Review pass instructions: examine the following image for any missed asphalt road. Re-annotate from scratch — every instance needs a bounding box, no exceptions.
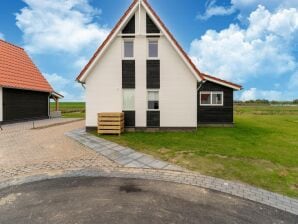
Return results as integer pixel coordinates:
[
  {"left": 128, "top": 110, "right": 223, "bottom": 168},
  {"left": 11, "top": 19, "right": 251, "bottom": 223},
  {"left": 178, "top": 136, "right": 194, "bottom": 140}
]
[{"left": 0, "top": 177, "right": 296, "bottom": 224}]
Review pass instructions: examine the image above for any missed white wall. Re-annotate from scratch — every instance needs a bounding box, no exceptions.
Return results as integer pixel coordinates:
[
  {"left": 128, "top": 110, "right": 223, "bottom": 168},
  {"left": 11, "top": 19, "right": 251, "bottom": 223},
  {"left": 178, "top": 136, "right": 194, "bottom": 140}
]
[
  {"left": 85, "top": 38, "right": 122, "bottom": 127},
  {"left": 0, "top": 87, "right": 2, "bottom": 122},
  {"left": 85, "top": 3, "right": 197, "bottom": 127},
  {"left": 159, "top": 36, "right": 197, "bottom": 127}
]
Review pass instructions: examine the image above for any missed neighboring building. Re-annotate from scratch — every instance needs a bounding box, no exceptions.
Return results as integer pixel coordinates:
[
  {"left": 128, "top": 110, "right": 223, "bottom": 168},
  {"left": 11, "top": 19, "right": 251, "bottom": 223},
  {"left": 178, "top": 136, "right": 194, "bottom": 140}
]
[
  {"left": 0, "top": 40, "right": 63, "bottom": 124},
  {"left": 76, "top": 0, "right": 242, "bottom": 131}
]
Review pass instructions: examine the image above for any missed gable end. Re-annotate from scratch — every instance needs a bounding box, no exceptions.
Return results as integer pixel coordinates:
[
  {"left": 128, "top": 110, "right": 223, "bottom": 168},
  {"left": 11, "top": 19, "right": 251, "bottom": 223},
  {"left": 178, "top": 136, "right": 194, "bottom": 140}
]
[
  {"left": 122, "top": 15, "right": 135, "bottom": 34},
  {"left": 146, "top": 14, "right": 160, "bottom": 33}
]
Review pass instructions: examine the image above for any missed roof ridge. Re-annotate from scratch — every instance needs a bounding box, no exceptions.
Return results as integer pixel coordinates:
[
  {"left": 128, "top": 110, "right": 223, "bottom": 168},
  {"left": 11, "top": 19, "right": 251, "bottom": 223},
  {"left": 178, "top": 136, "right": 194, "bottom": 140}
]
[{"left": 0, "top": 39, "right": 24, "bottom": 50}]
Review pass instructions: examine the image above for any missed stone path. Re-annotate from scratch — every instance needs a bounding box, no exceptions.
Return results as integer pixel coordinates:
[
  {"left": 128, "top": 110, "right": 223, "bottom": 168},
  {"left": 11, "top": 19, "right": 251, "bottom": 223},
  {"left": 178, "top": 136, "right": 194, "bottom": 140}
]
[{"left": 66, "top": 129, "right": 184, "bottom": 171}]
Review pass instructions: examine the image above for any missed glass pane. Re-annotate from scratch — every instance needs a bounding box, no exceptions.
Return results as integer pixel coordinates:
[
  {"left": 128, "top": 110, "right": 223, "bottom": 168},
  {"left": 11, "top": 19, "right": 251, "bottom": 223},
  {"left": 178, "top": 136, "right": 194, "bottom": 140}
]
[
  {"left": 124, "top": 41, "right": 134, "bottom": 58},
  {"left": 212, "top": 93, "right": 223, "bottom": 105},
  {"left": 201, "top": 93, "right": 211, "bottom": 105},
  {"left": 148, "top": 101, "right": 159, "bottom": 110},
  {"left": 149, "top": 41, "right": 158, "bottom": 58},
  {"left": 123, "top": 89, "right": 135, "bottom": 110},
  {"left": 148, "top": 91, "right": 159, "bottom": 101}
]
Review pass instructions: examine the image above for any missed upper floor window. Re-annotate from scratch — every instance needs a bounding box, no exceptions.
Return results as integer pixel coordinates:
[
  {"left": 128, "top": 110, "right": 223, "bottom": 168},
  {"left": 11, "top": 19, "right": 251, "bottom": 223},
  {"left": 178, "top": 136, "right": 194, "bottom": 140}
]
[
  {"left": 124, "top": 40, "right": 134, "bottom": 58},
  {"left": 200, "top": 92, "right": 223, "bottom": 106},
  {"left": 148, "top": 40, "right": 158, "bottom": 58}
]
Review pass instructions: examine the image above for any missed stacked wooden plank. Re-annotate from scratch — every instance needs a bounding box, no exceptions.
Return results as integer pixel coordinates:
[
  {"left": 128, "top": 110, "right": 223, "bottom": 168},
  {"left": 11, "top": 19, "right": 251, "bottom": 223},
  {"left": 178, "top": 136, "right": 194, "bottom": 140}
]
[{"left": 98, "top": 112, "right": 124, "bottom": 135}]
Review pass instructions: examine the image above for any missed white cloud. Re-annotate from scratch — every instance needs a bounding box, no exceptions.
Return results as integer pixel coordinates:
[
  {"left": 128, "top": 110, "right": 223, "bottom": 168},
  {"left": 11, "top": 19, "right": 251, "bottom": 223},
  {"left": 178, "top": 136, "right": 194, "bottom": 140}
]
[
  {"left": 239, "top": 88, "right": 282, "bottom": 101},
  {"left": 289, "top": 72, "right": 298, "bottom": 89},
  {"left": 74, "top": 57, "right": 88, "bottom": 69},
  {"left": 44, "top": 73, "right": 84, "bottom": 101},
  {"left": 190, "top": 6, "right": 298, "bottom": 83},
  {"left": 16, "top": 0, "right": 110, "bottom": 53},
  {"left": 0, "top": 33, "right": 4, "bottom": 40},
  {"left": 44, "top": 73, "right": 70, "bottom": 90},
  {"left": 198, "top": 0, "right": 236, "bottom": 20},
  {"left": 199, "top": 0, "right": 298, "bottom": 20}
]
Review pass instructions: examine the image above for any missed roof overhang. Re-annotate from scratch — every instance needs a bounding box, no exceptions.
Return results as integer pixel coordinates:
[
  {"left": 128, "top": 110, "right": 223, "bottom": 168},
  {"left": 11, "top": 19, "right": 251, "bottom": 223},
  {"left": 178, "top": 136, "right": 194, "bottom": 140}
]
[
  {"left": 76, "top": 0, "right": 204, "bottom": 83},
  {"left": 76, "top": 0, "right": 139, "bottom": 83},
  {"left": 50, "top": 91, "right": 64, "bottom": 99},
  {"left": 202, "top": 74, "right": 242, "bottom": 90}
]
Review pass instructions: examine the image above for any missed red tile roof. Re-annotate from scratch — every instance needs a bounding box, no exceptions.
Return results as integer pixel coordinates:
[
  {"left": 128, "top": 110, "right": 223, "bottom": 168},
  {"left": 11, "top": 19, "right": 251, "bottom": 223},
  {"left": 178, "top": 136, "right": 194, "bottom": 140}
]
[{"left": 0, "top": 40, "right": 53, "bottom": 93}]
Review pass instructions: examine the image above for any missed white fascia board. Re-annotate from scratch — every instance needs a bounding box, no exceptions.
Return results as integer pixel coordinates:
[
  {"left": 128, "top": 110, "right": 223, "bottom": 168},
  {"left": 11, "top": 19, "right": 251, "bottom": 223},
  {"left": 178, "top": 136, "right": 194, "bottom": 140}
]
[
  {"left": 141, "top": 1, "right": 202, "bottom": 82},
  {"left": 79, "top": 2, "right": 140, "bottom": 83},
  {"left": 204, "top": 76, "right": 242, "bottom": 90}
]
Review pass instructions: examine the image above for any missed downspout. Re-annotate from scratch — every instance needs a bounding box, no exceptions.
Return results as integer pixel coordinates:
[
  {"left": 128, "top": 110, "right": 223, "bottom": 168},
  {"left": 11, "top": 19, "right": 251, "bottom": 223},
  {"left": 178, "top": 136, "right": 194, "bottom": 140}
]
[
  {"left": 48, "top": 92, "right": 51, "bottom": 119},
  {"left": 138, "top": 0, "right": 141, "bottom": 35},
  {"left": 196, "top": 80, "right": 206, "bottom": 128},
  {"left": 197, "top": 80, "right": 206, "bottom": 91}
]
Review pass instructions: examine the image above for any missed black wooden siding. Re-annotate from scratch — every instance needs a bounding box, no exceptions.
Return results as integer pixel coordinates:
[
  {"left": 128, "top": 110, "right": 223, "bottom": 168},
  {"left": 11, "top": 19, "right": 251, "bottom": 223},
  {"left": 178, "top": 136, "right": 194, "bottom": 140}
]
[
  {"left": 3, "top": 88, "right": 49, "bottom": 122},
  {"left": 146, "top": 14, "right": 160, "bottom": 33},
  {"left": 198, "top": 81, "right": 234, "bottom": 124},
  {"left": 122, "top": 60, "right": 135, "bottom": 88},
  {"left": 123, "top": 111, "right": 135, "bottom": 127},
  {"left": 147, "top": 60, "right": 160, "bottom": 89},
  {"left": 122, "top": 15, "right": 135, "bottom": 34},
  {"left": 147, "top": 111, "right": 160, "bottom": 127}
]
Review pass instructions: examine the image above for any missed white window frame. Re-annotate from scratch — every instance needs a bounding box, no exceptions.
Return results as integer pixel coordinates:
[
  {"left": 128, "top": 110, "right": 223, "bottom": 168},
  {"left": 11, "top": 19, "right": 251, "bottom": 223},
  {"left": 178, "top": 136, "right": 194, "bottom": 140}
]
[
  {"left": 123, "top": 39, "right": 134, "bottom": 59},
  {"left": 200, "top": 91, "right": 224, "bottom": 106},
  {"left": 147, "top": 39, "right": 159, "bottom": 59},
  {"left": 147, "top": 89, "right": 159, "bottom": 111}
]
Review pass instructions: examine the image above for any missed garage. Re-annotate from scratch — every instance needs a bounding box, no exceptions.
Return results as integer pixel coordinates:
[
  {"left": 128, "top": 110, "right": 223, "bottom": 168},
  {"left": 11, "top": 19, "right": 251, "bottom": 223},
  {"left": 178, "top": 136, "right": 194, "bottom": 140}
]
[
  {"left": 3, "top": 88, "right": 49, "bottom": 122},
  {"left": 0, "top": 40, "right": 62, "bottom": 124}
]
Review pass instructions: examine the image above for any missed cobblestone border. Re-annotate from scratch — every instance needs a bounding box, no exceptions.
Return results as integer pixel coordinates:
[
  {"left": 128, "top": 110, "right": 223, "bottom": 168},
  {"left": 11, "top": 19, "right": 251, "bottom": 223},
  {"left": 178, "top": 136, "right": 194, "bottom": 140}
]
[
  {"left": 0, "top": 167, "right": 297, "bottom": 215},
  {"left": 66, "top": 129, "right": 184, "bottom": 171}
]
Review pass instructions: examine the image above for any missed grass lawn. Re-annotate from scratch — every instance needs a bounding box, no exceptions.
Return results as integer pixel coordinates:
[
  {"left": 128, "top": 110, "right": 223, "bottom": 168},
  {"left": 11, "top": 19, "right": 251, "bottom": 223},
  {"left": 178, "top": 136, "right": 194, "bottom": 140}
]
[
  {"left": 50, "top": 102, "right": 85, "bottom": 118},
  {"left": 97, "top": 105, "right": 298, "bottom": 198}
]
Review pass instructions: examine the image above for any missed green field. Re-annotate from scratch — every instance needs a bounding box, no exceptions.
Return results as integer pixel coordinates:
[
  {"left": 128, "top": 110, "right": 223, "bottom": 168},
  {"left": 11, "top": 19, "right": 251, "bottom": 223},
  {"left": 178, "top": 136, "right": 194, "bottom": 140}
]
[
  {"left": 97, "top": 105, "right": 298, "bottom": 198},
  {"left": 50, "top": 102, "right": 85, "bottom": 118}
]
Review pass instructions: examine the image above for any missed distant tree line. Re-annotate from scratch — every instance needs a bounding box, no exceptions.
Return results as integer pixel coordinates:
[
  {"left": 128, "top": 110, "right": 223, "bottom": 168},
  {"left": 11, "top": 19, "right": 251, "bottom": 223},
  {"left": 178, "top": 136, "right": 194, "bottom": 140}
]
[{"left": 235, "top": 99, "right": 298, "bottom": 105}]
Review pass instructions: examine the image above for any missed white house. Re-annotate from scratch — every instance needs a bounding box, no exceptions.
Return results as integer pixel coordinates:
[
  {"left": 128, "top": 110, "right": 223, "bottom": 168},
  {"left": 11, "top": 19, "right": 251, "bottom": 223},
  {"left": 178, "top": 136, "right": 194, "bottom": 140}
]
[{"left": 76, "top": 0, "right": 242, "bottom": 131}]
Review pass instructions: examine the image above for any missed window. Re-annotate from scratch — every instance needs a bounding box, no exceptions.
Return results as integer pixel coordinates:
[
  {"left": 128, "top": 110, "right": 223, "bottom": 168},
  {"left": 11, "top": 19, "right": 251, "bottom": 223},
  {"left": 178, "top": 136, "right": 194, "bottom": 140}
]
[
  {"left": 148, "top": 90, "right": 159, "bottom": 110},
  {"left": 148, "top": 40, "right": 158, "bottom": 58},
  {"left": 123, "top": 89, "right": 135, "bottom": 111},
  {"left": 200, "top": 92, "right": 223, "bottom": 106},
  {"left": 124, "top": 41, "right": 134, "bottom": 58}
]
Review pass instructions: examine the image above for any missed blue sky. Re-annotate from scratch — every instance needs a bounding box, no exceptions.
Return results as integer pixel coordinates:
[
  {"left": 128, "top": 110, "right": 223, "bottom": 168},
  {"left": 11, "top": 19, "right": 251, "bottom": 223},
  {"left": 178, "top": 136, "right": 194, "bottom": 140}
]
[{"left": 0, "top": 0, "right": 297, "bottom": 101}]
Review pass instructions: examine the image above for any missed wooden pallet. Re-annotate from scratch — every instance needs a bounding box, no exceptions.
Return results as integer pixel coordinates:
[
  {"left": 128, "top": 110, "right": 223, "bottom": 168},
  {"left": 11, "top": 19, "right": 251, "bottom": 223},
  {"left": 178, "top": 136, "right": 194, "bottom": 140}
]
[{"left": 98, "top": 112, "right": 124, "bottom": 135}]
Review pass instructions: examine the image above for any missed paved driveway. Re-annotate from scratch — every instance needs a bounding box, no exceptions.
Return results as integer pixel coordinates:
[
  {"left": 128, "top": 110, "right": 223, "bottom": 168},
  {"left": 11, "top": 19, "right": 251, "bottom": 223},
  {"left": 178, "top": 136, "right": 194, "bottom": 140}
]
[
  {"left": 0, "top": 119, "right": 117, "bottom": 178},
  {"left": 0, "top": 119, "right": 297, "bottom": 216},
  {"left": 0, "top": 177, "right": 296, "bottom": 224}
]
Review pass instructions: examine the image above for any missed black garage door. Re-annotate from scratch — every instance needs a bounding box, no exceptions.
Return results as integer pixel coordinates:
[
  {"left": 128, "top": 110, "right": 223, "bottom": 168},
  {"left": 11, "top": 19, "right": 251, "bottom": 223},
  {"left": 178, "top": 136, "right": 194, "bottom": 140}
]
[{"left": 3, "top": 88, "right": 49, "bottom": 122}]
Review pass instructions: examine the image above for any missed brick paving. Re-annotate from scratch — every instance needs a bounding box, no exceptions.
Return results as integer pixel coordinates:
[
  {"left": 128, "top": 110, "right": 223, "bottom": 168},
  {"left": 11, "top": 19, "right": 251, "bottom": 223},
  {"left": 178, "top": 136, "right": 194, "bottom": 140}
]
[
  {"left": 0, "top": 119, "right": 117, "bottom": 172},
  {"left": 0, "top": 119, "right": 297, "bottom": 216}
]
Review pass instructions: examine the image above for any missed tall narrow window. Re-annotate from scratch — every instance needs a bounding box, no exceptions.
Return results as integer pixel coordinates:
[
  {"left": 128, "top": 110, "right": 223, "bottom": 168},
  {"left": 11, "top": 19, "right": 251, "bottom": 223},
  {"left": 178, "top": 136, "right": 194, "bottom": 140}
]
[
  {"left": 124, "top": 41, "right": 134, "bottom": 58},
  {"left": 148, "top": 90, "right": 159, "bottom": 110},
  {"left": 123, "top": 89, "right": 135, "bottom": 111},
  {"left": 148, "top": 40, "right": 158, "bottom": 58}
]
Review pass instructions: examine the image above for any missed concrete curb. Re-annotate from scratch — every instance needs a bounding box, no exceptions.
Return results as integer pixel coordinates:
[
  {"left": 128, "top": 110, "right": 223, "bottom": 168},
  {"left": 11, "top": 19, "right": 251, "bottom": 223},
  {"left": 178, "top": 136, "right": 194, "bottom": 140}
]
[{"left": 0, "top": 167, "right": 297, "bottom": 215}]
